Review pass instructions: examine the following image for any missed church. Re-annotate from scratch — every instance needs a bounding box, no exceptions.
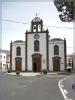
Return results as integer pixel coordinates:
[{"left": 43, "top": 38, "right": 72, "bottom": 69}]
[{"left": 10, "top": 16, "right": 67, "bottom": 72}]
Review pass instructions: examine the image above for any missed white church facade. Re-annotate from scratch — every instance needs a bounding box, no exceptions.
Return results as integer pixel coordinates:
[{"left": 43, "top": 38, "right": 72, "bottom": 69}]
[{"left": 10, "top": 17, "right": 67, "bottom": 72}]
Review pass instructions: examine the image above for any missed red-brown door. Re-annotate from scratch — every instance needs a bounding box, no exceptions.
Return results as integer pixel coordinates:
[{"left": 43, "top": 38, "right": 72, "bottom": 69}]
[
  {"left": 33, "top": 58, "right": 41, "bottom": 72},
  {"left": 32, "top": 53, "right": 42, "bottom": 72},
  {"left": 53, "top": 59, "right": 60, "bottom": 71},
  {"left": 15, "top": 58, "right": 22, "bottom": 71}
]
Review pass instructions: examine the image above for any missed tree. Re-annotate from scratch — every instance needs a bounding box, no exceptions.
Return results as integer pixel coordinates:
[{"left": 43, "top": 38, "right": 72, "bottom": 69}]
[{"left": 53, "top": 0, "right": 74, "bottom": 22}]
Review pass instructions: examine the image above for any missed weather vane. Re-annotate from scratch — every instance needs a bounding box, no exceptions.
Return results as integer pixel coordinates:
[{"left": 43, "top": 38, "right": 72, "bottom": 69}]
[{"left": 35, "top": 13, "right": 39, "bottom": 17}]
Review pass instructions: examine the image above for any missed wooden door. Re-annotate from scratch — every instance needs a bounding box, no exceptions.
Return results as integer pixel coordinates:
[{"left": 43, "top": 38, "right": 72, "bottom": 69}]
[
  {"left": 53, "top": 59, "right": 60, "bottom": 71},
  {"left": 33, "top": 58, "right": 41, "bottom": 72},
  {"left": 15, "top": 58, "right": 22, "bottom": 71}
]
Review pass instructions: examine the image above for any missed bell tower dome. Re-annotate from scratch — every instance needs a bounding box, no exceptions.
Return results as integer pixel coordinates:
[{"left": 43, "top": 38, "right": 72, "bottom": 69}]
[{"left": 31, "top": 16, "right": 43, "bottom": 32}]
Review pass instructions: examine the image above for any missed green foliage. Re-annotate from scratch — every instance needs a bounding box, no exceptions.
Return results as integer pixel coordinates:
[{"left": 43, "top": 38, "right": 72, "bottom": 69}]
[
  {"left": 8, "top": 69, "right": 11, "bottom": 73},
  {"left": 16, "top": 71, "right": 20, "bottom": 75},
  {"left": 53, "top": 0, "right": 74, "bottom": 22},
  {"left": 42, "top": 69, "right": 48, "bottom": 74},
  {"left": 67, "top": 68, "right": 71, "bottom": 72}
]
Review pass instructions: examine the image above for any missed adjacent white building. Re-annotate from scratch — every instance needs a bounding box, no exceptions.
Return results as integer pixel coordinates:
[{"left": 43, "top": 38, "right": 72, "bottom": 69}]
[
  {"left": 10, "top": 17, "right": 66, "bottom": 72},
  {"left": 0, "top": 52, "right": 7, "bottom": 72}
]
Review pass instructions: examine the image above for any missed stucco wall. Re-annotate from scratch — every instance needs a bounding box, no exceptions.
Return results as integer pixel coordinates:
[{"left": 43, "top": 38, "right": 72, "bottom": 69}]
[
  {"left": 27, "top": 32, "right": 47, "bottom": 71},
  {"left": 49, "top": 41, "right": 65, "bottom": 71},
  {"left": 0, "top": 53, "right": 6, "bottom": 71},
  {"left": 12, "top": 42, "right": 25, "bottom": 71}
]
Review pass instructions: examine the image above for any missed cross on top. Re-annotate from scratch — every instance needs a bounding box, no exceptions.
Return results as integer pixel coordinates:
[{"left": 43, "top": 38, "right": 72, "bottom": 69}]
[{"left": 35, "top": 13, "right": 39, "bottom": 17}]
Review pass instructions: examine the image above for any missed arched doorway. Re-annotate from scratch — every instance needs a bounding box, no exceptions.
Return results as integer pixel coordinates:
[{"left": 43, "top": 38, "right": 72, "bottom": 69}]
[
  {"left": 32, "top": 53, "right": 42, "bottom": 72},
  {"left": 15, "top": 57, "right": 22, "bottom": 71},
  {"left": 53, "top": 57, "right": 61, "bottom": 71}
]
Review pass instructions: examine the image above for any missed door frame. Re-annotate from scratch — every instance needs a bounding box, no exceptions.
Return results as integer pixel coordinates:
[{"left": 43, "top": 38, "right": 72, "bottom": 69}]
[
  {"left": 15, "top": 57, "right": 22, "bottom": 71},
  {"left": 32, "top": 53, "right": 42, "bottom": 72},
  {"left": 52, "top": 56, "right": 61, "bottom": 72}
]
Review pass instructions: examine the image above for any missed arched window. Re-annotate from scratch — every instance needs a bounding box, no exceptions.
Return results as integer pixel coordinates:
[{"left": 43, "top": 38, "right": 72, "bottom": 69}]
[
  {"left": 54, "top": 45, "right": 59, "bottom": 55},
  {"left": 16, "top": 47, "right": 21, "bottom": 56},
  {"left": 34, "top": 40, "right": 39, "bottom": 52}
]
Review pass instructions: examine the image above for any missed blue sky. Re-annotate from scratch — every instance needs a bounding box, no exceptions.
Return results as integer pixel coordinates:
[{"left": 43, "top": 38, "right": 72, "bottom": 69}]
[{"left": 2, "top": 1, "right": 73, "bottom": 54}]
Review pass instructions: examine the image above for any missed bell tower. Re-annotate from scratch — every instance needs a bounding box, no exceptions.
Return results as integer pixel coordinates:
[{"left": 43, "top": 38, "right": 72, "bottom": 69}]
[
  {"left": 25, "top": 15, "right": 49, "bottom": 72},
  {"left": 31, "top": 15, "right": 43, "bottom": 32}
]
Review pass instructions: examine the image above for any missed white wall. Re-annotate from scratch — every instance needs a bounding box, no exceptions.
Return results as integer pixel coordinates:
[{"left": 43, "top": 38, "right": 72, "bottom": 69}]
[
  {"left": 12, "top": 42, "right": 25, "bottom": 71},
  {"left": 49, "top": 41, "right": 65, "bottom": 71},
  {"left": 0, "top": 53, "right": 7, "bottom": 72},
  {"left": 27, "top": 32, "right": 47, "bottom": 71}
]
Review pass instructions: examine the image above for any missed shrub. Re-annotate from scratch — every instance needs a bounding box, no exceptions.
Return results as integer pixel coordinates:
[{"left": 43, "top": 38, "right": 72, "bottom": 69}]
[
  {"left": 8, "top": 69, "right": 11, "bottom": 73},
  {"left": 16, "top": 71, "right": 20, "bottom": 75},
  {"left": 67, "top": 68, "right": 71, "bottom": 72},
  {"left": 42, "top": 69, "right": 48, "bottom": 74}
]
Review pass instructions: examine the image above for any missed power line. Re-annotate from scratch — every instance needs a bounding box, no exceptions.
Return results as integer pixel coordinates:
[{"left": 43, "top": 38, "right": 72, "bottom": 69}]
[
  {"left": 0, "top": 18, "right": 73, "bottom": 29},
  {"left": 43, "top": 25, "right": 73, "bottom": 29},
  {"left": 0, "top": 18, "right": 30, "bottom": 25}
]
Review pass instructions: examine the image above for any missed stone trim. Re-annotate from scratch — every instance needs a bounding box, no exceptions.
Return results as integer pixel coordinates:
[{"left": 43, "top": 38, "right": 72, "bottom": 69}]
[
  {"left": 64, "top": 38, "right": 67, "bottom": 70},
  {"left": 26, "top": 31, "right": 47, "bottom": 34},
  {"left": 10, "top": 41, "right": 12, "bottom": 71},
  {"left": 46, "top": 31, "right": 49, "bottom": 71},
  {"left": 25, "top": 32, "right": 28, "bottom": 71}
]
